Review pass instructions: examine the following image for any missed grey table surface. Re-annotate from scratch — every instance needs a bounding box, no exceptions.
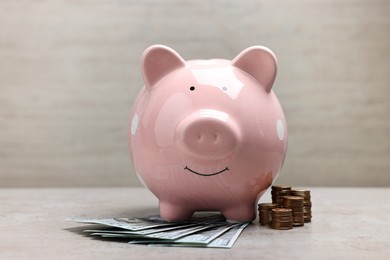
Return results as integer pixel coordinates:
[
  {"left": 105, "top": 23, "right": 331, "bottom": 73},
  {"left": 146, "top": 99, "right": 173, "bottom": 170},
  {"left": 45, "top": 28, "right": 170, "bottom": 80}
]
[{"left": 1, "top": 187, "right": 389, "bottom": 259}]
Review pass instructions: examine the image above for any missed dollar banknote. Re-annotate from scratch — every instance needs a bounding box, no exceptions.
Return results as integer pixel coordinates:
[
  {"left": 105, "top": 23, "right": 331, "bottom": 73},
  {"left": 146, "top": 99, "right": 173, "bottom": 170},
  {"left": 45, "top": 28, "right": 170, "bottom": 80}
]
[
  {"left": 68, "top": 213, "right": 249, "bottom": 249},
  {"left": 145, "top": 223, "right": 248, "bottom": 248}
]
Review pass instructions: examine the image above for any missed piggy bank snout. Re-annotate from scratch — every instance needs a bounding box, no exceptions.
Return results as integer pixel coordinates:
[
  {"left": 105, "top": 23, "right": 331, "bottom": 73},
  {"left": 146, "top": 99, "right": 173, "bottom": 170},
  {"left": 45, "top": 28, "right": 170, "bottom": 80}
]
[{"left": 177, "top": 111, "right": 241, "bottom": 160}]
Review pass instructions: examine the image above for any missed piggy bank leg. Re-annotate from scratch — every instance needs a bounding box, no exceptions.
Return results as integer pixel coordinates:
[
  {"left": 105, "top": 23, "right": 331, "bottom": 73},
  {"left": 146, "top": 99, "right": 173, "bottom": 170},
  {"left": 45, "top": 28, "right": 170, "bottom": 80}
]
[
  {"left": 159, "top": 201, "right": 193, "bottom": 222},
  {"left": 222, "top": 203, "right": 256, "bottom": 223}
]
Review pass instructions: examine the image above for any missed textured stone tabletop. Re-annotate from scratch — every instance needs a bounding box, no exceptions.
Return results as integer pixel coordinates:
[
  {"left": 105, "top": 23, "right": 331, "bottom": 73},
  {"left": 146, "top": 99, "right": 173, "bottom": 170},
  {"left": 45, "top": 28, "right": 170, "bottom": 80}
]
[{"left": 1, "top": 187, "right": 389, "bottom": 259}]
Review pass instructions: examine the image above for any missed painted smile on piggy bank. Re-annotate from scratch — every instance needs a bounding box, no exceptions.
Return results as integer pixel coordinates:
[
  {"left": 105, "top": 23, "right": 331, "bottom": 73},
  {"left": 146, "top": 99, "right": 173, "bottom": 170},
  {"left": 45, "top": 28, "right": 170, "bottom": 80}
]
[{"left": 184, "top": 166, "right": 229, "bottom": 177}]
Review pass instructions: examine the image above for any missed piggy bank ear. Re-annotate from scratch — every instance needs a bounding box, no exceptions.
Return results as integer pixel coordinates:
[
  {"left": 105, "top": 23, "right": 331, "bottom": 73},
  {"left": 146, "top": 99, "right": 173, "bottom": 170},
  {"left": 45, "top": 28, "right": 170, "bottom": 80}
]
[
  {"left": 141, "top": 45, "right": 186, "bottom": 89},
  {"left": 232, "top": 46, "right": 277, "bottom": 93}
]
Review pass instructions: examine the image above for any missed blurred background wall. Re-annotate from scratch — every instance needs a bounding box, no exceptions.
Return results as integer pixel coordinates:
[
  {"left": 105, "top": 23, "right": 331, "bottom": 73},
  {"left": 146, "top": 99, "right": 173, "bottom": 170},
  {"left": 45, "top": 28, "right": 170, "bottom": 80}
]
[{"left": 0, "top": 0, "right": 389, "bottom": 187}]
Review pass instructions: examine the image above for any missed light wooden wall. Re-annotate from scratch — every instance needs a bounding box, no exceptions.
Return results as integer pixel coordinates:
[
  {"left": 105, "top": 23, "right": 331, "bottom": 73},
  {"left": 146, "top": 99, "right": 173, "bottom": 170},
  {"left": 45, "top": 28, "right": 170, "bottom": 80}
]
[{"left": 0, "top": 0, "right": 389, "bottom": 187}]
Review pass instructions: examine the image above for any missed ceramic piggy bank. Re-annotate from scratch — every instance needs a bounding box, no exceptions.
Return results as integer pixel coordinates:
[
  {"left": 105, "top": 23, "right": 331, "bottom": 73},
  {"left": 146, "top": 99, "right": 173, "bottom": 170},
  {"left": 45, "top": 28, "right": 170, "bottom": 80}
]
[{"left": 129, "top": 45, "right": 287, "bottom": 222}]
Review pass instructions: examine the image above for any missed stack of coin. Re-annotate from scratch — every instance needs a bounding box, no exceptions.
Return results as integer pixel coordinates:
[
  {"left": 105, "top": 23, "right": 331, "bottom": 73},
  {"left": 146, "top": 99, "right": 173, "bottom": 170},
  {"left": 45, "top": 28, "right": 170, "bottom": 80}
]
[
  {"left": 271, "top": 208, "right": 293, "bottom": 230},
  {"left": 258, "top": 203, "right": 278, "bottom": 226},
  {"left": 271, "top": 186, "right": 292, "bottom": 206},
  {"left": 291, "top": 189, "right": 312, "bottom": 222},
  {"left": 282, "top": 196, "right": 304, "bottom": 226}
]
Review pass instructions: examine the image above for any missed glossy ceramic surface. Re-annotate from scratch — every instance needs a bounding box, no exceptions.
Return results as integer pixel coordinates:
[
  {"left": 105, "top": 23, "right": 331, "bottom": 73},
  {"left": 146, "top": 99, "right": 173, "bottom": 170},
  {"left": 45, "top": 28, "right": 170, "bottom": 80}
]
[{"left": 129, "top": 45, "right": 287, "bottom": 222}]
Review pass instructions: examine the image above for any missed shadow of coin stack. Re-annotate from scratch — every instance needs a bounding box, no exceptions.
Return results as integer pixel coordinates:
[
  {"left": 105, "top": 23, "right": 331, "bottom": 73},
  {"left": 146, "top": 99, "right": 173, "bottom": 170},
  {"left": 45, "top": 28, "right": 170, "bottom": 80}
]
[{"left": 258, "top": 186, "right": 312, "bottom": 230}]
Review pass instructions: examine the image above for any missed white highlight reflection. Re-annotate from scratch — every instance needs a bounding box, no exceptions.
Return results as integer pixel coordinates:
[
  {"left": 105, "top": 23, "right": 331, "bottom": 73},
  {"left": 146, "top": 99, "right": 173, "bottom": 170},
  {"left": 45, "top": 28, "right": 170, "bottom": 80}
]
[{"left": 199, "top": 109, "right": 229, "bottom": 122}]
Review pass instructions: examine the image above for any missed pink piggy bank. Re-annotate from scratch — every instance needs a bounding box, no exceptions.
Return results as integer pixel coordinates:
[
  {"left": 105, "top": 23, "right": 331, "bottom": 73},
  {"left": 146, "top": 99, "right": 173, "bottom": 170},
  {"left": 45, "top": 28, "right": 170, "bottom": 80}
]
[{"left": 129, "top": 45, "right": 287, "bottom": 222}]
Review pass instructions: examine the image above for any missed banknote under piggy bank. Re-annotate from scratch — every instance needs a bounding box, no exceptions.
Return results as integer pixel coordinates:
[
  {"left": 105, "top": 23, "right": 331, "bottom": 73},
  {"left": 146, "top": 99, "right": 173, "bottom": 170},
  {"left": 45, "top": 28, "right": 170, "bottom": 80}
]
[{"left": 129, "top": 45, "right": 287, "bottom": 222}]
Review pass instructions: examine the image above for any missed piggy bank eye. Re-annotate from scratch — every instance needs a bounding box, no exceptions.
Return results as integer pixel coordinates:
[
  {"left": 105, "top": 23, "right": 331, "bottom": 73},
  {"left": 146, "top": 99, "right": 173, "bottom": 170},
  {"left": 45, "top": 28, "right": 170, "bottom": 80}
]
[{"left": 189, "top": 86, "right": 195, "bottom": 91}]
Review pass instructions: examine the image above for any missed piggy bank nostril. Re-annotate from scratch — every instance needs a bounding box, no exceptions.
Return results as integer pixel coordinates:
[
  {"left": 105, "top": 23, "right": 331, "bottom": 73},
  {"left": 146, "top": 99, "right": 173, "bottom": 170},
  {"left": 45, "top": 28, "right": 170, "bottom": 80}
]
[{"left": 195, "top": 132, "right": 221, "bottom": 144}]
